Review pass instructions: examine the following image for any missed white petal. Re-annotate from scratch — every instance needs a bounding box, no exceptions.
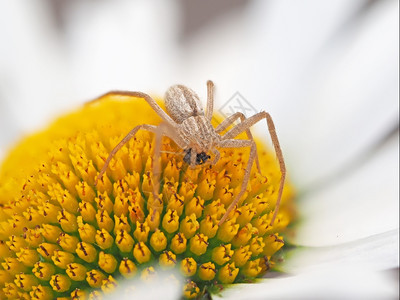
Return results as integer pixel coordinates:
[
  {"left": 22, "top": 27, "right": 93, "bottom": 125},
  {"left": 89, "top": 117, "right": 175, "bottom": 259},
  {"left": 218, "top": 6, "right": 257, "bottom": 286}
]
[
  {"left": 216, "top": 265, "right": 398, "bottom": 299},
  {"left": 292, "top": 131, "right": 398, "bottom": 246},
  {"left": 288, "top": 0, "right": 399, "bottom": 189},
  {"left": 284, "top": 229, "right": 399, "bottom": 273},
  {"left": 245, "top": 0, "right": 399, "bottom": 189},
  {"left": 104, "top": 270, "right": 182, "bottom": 300}
]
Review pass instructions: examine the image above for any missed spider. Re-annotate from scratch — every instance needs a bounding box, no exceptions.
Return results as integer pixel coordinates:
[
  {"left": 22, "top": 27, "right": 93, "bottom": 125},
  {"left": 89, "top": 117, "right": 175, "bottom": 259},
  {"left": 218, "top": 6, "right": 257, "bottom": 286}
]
[{"left": 92, "top": 81, "right": 286, "bottom": 226}]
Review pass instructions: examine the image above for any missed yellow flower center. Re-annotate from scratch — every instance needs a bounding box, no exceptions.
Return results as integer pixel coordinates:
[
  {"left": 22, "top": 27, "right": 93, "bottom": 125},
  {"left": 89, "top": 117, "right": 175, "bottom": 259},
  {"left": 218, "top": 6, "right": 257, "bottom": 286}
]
[{"left": 0, "top": 95, "right": 295, "bottom": 298}]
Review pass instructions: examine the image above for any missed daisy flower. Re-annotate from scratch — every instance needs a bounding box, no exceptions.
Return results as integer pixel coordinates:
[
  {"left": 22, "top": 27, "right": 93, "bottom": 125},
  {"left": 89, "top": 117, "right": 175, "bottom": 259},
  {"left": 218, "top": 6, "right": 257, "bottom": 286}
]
[{"left": 0, "top": 0, "right": 398, "bottom": 298}]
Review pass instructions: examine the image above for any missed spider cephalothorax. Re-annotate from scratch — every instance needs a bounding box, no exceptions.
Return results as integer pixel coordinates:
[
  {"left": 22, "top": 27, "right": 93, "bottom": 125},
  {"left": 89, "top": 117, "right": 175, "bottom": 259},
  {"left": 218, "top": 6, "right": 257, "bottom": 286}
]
[{"left": 93, "top": 81, "right": 286, "bottom": 225}]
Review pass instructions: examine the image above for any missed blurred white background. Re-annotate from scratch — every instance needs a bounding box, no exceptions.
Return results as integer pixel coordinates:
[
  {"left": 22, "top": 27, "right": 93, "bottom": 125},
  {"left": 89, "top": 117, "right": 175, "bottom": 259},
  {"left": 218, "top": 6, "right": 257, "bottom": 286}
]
[{"left": 0, "top": 0, "right": 398, "bottom": 298}]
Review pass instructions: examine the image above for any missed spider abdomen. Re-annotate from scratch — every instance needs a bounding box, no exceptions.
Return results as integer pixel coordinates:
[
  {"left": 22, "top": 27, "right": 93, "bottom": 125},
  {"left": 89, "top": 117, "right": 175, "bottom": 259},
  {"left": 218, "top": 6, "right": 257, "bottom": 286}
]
[{"left": 165, "top": 85, "right": 205, "bottom": 123}]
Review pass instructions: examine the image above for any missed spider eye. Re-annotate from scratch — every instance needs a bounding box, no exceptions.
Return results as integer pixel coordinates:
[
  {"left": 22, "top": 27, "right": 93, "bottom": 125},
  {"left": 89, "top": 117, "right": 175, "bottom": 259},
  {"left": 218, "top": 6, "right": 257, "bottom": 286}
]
[
  {"left": 183, "top": 149, "right": 210, "bottom": 165},
  {"left": 196, "top": 152, "right": 210, "bottom": 164}
]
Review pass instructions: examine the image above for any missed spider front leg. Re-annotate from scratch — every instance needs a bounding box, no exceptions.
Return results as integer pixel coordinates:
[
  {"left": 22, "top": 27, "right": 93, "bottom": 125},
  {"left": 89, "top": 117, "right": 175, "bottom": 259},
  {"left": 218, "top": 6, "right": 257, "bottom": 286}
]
[
  {"left": 87, "top": 90, "right": 177, "bottom": 126},
  {"left": 148, "top": 122, "right": 186, "bottom": 219},
  {"left": 216, "top": 112, "right": 261, "bottom": 173},
  {"left": 95, "top": 124, "right": 159, "bottom": 186},
  {"left": 205, "top": 80, "right": 215, "bottom": 122},
  {"left": 151, "top": 123, "right": 186, "bottom": 201},
  {"left": 210, "top": 149, "right": 221, "bottom": 165},
  {"left": 189, "top": 149, "right": 197, "bottom": 168},
  {"left": 217, "top": 138, "right": 257, "bottom": 225},
  {"left": 222, "top": 111, "right": 286, "bottom": 226},
  {"left": 95, "top": 123, "right": 182, "bottom": 218}
]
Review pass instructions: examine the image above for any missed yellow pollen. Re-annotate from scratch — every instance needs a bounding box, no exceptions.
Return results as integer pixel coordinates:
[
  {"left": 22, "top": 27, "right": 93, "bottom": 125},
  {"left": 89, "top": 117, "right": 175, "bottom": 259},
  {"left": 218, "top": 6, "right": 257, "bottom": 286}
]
[
  {"left": 185, "top": 196, "right": 205, "bottom": 218},
  {"left": 76, "top": 242, "right": 97, "bottom": 263},
  {"left": 232, "top": 223, "right": 254, "bottom": 247},
  {"left": 199, "top": 215, "right": 219, "bottom": 238},
  {"left": 30, "top": 285, "right": 54, "bottom": 300},
  {"left": 263, "top": 234, "right": 285, "bottom": 256},
  {"left": 218, "top": 262, "right": 239, "bottom": 284},
  {"left": 78, "top": 201, "right": 97, "bottom": 223},
  {"left": 14, "top": 273, "right": 39, "bottom": 291},
  {"left": 232, "top": 245, "right": 252, "bottom": 267},
  {"left": 51, "top": 250, "right": 75, "bottom": 269},
  {"left": 115, "top": 229, "right": 135, "bottom": 253},
  {"left": 242, "top": 259, "right": 262, "bottom": 278},
  {"left": 96, "top": 210, "right": 114, "bottom": 232},
  {"left": 162, "top": 209, "right": 180, "bottom": 234},
  {"left": 140, "top": 266, "right": 156, "bottom": 282},
  {"left": 101, "top": 275, "right": 118, "bottom": 293},
  {"left": 95, "top": 228, "right": 114, "bottom": 250},
  {"left": 217, "top": 219, "right": 240, "bottom": 243},
  {"left": 16, "top": 248, "right": 40, "bottom": 267},
  {"left": 71, "top": 288, "right": 87, "bottom": 299},
  {"left": 114, "top": 214, "right": 131, "bottom": 233},
  {"left": 212, "top": 244, "right": 234, "bottom": 266},
  {"left": 50, "top": 274, "right": 71, "bottom": 292},
  {"left": 159, "top": 251, "right": 177, "bottom": 269},
  {"left": 189, "top": 233, "right": 209, "bottom": 256},
  {"left": 150, "top": 229, "right": 167, "bottom": 252},
  {"left": 183, "top": 281, "right": 200, "bottom": 299},
  {"left": 170, "top": 232, "right": 187, "bottom": 254},
  {"left": 180, "top": 257, "right": 197, "bottom": 277},
  {"left": 98, "top": 251, "right": 118, "bottom": 274},
  {"left": 119, "top": 258, "right": 137, "bottom": 278},
  {"left": 133, "top": 242, "right": 151, "bottom": 264},
  {"left": 86, "top": 270, "right": 106, "bottom": 288},
  {"left": 77, "top": 216, "right": 96, "bottom": 244},
  {"left": 32, "top": 262, "right": 55, "bottom": 281},
  {"left": 180, "top": 214, "right": 199, "bottom": 239},
  {"left": 249, "top": 237, "right": 265, "bottom": 256},
  {"left": 57, "top": 232, "right": 80, "bottom": 253},
  {"left": 133, "top": 221, "right": 150, "bottom": 242},
  {"left": 66, "top": 263, "right": 87, "bottom": 281},
  {"left": 198, "top": 262, "right": 216, "bottom": 281},
  {"left": 37, "top": 243, "right": 60, "bottom": 261}
]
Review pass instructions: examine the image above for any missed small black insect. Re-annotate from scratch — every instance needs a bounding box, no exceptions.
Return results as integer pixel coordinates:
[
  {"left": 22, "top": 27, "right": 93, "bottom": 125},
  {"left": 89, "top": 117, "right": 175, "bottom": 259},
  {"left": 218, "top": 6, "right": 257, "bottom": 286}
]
[{"left": 183, "top": 148, "right": 211, "bottom": 165}]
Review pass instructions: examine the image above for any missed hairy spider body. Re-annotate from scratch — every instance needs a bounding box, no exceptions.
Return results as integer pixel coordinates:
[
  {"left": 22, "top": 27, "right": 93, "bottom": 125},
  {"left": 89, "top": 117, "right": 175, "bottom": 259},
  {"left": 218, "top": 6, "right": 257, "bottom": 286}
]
[
  {"left": 177, "top": 116, "right": 221, "bottom": 154},
  {"left": 92, "top": 81, "right": 286, "bottom": 226}
]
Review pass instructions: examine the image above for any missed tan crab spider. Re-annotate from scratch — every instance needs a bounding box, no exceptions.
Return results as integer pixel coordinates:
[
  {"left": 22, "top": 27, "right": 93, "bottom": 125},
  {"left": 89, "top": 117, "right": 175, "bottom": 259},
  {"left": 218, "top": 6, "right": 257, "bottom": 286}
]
[{"left": 92, "top": 81, "right": 286, "bottom": 226}]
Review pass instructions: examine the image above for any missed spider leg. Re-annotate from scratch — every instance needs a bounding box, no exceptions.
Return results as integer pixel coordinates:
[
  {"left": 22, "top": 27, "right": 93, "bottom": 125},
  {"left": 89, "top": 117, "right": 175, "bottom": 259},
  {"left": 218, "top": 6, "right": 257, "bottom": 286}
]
[
  {"left": 210, "top": 148, "right": 220, "bottom": 165},
  {"left": 95, "top": 121, "right": 186, "bottom": 224},
  {"left": 216, "top": 112, "right": 261, "bottom": 173},
  {"left": 190, "top": 148, "right": 197, "bottom": 168},
  {"left": 87, "top": 91, "right": 178, "bottom": 127},
  {"left": 95, "top": 122, "right": 185, "bottom": 186},
  {"left": 222, "top": 111, "right": 286, "bottom": 226},
  {"left": 160, "top": 150, "right": 185, "bottom": 155},
  {"left": 150, "top": 123, "right": 172, "bottom": 218},
  {"left": 205, "top": 80, "right": 215, "bottom": 121},
  {"left": 151, "top": 122, "right": 186, "bottom": 198},
  {"left": 95, "top": 124, "right": 158, "bottom": 186},
  {"left": 217, "top": 139, "right": 256, "bottom": 225}
]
